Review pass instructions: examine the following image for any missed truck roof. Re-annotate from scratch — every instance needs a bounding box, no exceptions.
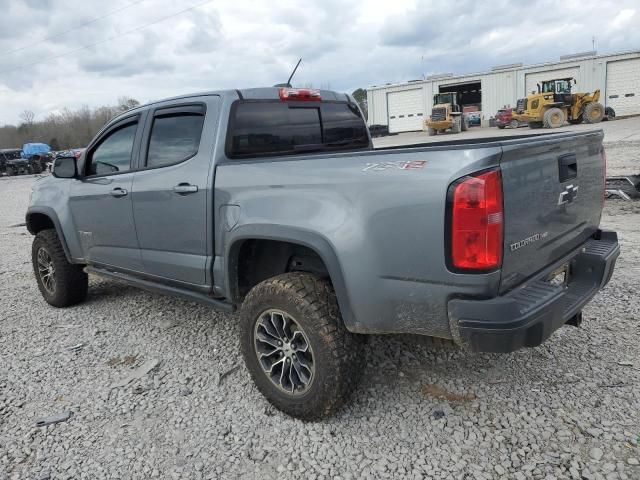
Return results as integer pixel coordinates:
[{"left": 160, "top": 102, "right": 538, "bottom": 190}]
[{"left": 111, "top": 87, "right": 352, "bottom": 124}]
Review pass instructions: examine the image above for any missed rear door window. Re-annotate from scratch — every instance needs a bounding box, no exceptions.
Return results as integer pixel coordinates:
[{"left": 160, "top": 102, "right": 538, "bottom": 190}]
[
  {"left": 227, "top": 101, "right": 368, "bottom": 158},
  {"left": 146, "top": 107, "right": 205, "bottom": 168}
]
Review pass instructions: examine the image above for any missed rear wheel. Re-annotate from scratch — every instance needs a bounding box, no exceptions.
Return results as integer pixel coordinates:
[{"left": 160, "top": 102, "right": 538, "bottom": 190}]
[
  {"left": 543, "top": 107, "right": 565, "bottom": 128},
  {"left": 427, "top": 127, "right": 437, "bottom": 136},
  {"left": 509, "top": 119, "right": 519, "bottom": 129},
  {"left": 240, "top": 272, "right": 364, "bottom": 420},
  {"left": 583, "top": 102, "right": 605, "bottom": 124},
  {"left": 32, "top": 229, "right": 88, "bottom": 307},
  {"left": 604, "top": 106, "right": 615, "bottom": 121}
]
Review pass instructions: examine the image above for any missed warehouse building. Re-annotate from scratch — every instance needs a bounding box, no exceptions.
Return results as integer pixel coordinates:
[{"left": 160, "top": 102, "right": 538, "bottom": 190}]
[{"left": 366, "top": 49, "right": 640, "bottom": 132}]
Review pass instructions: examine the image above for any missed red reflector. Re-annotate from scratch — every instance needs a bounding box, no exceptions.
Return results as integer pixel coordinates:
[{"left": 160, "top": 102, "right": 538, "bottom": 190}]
[
  {"left": 279, "top": 87, "right": 321, "bottom": 101},
  {"left": 450, "top": 169, "right": 503, "bottom": 270}
]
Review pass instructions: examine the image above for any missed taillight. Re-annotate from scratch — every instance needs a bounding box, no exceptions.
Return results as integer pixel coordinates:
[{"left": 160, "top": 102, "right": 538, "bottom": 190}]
[
  {"left": 448, "top": 169, "right": 503, "bottom": 271},
  {"left": 279, "top": 88, "right": 321, "bottom": 101}
]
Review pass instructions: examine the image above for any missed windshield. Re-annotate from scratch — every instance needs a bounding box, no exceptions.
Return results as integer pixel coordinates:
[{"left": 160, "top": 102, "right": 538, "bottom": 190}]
[{"left": 434, "top": 93, "right": 454, "bottom": 105}]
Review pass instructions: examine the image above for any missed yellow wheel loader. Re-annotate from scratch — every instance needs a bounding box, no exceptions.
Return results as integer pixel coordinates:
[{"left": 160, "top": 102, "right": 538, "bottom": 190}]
[
  {"left": 425, "top": 92, "right": 469, "bottom": 135},
  {"left": 513, "top": 78, "right": 604, "bottom": 129}
]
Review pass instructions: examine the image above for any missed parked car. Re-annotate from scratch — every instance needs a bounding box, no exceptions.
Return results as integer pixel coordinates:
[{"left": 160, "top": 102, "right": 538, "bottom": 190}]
[
  {"left": 0, "top": 148, "right": 29, "bottom": 176},
  {"left": 466, "top": 111, "right": 481, "bottom": 126},
  {"left": 27, "top": 87, "right": 619, "bottom": 419},
  {"left": 496, "top": 108, "right": 527, "bottom": 129},
  {"left": 22, "top": 143, "right": 51, "bottom": 173}
]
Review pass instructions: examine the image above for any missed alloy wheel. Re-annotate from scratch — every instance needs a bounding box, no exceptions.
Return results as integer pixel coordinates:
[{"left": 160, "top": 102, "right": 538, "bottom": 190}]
[
  {"left": 254, "top": 309, "right": 315, "bottom": 395},
  {"left": 37, "top": 247, "right": 56, "bottom": 294}
]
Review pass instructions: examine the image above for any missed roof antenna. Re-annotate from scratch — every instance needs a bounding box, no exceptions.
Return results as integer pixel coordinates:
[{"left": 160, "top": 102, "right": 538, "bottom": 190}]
[{"left": 274, "top": 58, "right": 302, "bottom": 87}]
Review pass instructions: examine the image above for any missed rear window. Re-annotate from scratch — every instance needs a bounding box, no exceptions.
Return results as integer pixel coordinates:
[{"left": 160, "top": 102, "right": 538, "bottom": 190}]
[{"left": 227, "top": 101, "right": 369, "bottom": 158}]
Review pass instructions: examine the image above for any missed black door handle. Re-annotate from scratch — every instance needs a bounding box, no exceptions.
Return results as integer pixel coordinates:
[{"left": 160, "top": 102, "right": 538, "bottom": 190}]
[
  {"left": 173, "top": 183, "right": 198, "bottom": 195},
  {"left": 110, "top": 187, "right": 128, "bottom": 197},
  {"left": 558, "top": 153, "right": 577, "bottom": 182}
]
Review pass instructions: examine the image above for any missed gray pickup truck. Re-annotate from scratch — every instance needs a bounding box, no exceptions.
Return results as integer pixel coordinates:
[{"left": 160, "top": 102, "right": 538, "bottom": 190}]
[{"left": 26, "top": 87, "right": 619, "bottom": 419}]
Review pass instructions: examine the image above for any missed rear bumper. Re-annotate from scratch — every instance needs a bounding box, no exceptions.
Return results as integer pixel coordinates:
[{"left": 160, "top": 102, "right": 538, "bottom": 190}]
[{"left": 448, "top": 230, "right": 620, "bottom": 353}]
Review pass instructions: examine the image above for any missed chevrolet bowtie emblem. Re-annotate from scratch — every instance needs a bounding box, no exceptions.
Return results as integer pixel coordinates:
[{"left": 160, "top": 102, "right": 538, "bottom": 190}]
[{"left": 558, "top": 184, "right": 579, "bottom": 205}]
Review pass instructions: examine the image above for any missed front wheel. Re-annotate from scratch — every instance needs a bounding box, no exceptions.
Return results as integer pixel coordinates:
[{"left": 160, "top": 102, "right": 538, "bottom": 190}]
[
  {"left": 509, "top": 119, "right": 519, "bottom": 129},
  {"left": 240, "top": 272, "right": 364, "bottom": 420},
  {"left": 32, "top": 229, "right": 88, "bottom": 307},
  {"left": 583, "top": 102, "right": 605, "bottom": 124}
]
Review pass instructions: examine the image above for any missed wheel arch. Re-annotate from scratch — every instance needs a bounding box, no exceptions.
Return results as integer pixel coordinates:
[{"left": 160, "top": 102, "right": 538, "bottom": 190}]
[
  {"left": 225, "top": 225, "right": 355, "bottom": 329},
  {"left": 25, "top": 207, "right": 73, "bottom": 263}
]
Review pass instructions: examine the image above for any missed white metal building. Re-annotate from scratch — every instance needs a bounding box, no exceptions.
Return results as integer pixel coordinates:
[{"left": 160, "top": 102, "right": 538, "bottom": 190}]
[{"left": 367, "top": 50, "right": 640, "bottom": 133}]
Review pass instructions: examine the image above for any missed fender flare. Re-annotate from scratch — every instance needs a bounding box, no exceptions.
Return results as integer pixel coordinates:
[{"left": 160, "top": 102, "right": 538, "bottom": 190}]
[
  {"left": 225, "top": 224, "right": 355, "bottom": 329},
  {"left": 25, "top": 207, "right": 73, "bottom": 263}
]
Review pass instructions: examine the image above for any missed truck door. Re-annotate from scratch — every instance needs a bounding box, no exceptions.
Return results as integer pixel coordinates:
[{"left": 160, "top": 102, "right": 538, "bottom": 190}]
[
  {"left": 131, "top": 96, "right": 220, "bottom": 286},
  {"left": 67, "top": 114, "right": 144, "bottom": 271}
]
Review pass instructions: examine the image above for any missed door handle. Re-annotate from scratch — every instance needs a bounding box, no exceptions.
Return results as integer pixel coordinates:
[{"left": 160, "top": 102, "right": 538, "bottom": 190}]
[
  {"left": 173, "top": 183, "right": 198, "bottom": 195},
  {"left": 110, "top": 187, "right": 128, "bottom": 197}
]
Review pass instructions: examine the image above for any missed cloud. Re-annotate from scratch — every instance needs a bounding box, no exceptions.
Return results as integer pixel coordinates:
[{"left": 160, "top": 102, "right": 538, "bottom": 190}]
[{"left": 0, "top": 0, "right": 639, "bottom": 125}]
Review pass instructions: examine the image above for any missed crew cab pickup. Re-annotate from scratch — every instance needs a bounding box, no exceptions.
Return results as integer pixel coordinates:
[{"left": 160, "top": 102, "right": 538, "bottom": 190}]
[{"left": 26, "top": 87, "right": 619, "bottom": 419}]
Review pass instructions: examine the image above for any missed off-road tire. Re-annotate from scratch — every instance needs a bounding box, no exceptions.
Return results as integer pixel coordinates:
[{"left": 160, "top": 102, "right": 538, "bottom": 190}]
[
  {"left": 451, "top": 116, "right": 462, "bottom": 133},
  {"left": 428, "top": 127, "right": 437, "bottom": 136},
  {"left": 461, "top": 116, "right": 469, "bottom": 131},
  {"left": 240, "top": 272, "right": 364, "bottom": 420},
  {"left": 509, "top": 119, "right": 519, "bottom": 129},
  {"left": 32, "top": 229, "right": 88, "bottom": 307},
  {"left": 604, "top": 107, "right": 615, "bottom": 121},
  {"left": 583, "top": 102, "right": 605, "bottom": 124},
  {"left": 543, "top": 107, "right": 565, "bottom": 128}
]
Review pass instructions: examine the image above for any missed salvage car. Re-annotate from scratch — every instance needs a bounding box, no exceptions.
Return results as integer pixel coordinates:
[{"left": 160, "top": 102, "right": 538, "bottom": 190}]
[
  {"left": 495, "top": 107, "right": 527, "bottom": 129},
  {"left": 26, "top": 87, "right": 619, "bottom": 419},
  {"left": 0, "top": 148, "right": 29, "bottom": 176}
]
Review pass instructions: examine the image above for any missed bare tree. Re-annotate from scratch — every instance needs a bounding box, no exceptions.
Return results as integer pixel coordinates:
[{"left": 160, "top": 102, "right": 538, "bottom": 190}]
[{"left": 19, "top": 110, "right": 35, "bottom": 126}]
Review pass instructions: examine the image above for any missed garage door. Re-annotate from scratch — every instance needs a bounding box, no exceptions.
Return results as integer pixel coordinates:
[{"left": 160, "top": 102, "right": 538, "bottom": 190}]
[
  {"left": 387, "top": 89, "right": 424, "bottom": 133},
  {"left": 525, "top": 67, "right": 580, "bottom": 95},
  {"left": 606, "top": 59, "right": 640, "bottom": 117}
]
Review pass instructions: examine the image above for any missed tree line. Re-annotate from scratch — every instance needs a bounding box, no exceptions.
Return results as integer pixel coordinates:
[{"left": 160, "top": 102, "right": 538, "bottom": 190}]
[{"left": 0, "top": 97, "right": 140, "bottom": 151}]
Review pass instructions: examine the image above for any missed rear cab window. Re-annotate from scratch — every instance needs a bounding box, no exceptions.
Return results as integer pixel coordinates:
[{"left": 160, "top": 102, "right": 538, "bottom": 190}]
[{"left": 226, "top": 100, "right": 370, "bottom": 159}]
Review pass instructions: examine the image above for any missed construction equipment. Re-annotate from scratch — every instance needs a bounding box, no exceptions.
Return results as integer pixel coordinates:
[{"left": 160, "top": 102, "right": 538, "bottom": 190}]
[
  {"left": 425, "top": 92, "right": 468, "bottom": 135},
  {"left": 513, "top": 78, "right": 605, "bottom": 129}
]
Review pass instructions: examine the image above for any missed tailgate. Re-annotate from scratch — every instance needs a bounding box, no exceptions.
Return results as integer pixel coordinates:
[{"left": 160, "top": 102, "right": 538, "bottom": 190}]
[{"left": 499, "top": 131, "right": 605, "bottom": 293}]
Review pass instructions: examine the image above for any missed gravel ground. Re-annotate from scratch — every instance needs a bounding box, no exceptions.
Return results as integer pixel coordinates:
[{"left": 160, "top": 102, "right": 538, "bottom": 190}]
[{"left": 1, "top": 130, "right": 639, "bottom": 479}]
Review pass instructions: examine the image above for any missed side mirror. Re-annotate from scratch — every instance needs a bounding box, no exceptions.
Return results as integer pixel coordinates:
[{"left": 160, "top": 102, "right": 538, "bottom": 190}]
[{"left": 52, "top": 156, "right": 77, "bottom": 179}]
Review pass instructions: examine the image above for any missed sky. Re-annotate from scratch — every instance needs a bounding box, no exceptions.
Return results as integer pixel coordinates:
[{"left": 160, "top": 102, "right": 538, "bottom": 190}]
[{"left": 0, "top": 0, "right": 639, "bottom": 125}]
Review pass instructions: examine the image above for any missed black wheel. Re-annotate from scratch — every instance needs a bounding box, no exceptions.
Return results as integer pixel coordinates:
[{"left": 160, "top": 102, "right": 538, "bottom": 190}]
[
  {"left": 240, "top": 272, "right": 364, "bottom": 420},
  {"left": 6, "top": 166, "right": 15, "bottom": 176},
  {"left": 32, "top": 229, "right": 88, "bottom": 307},
  {"left": 604, "top": 107, "right": 615, "bottom": 121}
]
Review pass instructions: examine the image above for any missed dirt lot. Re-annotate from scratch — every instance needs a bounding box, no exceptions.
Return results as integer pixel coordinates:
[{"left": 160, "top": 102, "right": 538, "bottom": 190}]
[{"left": 1, "top": 120, "right": 639, "bottom": 480}]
